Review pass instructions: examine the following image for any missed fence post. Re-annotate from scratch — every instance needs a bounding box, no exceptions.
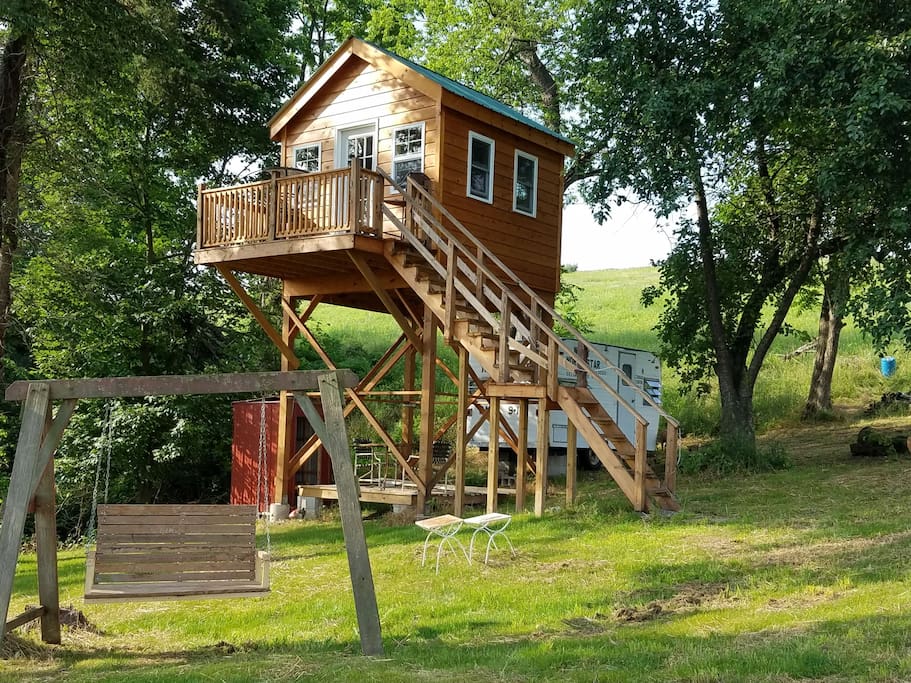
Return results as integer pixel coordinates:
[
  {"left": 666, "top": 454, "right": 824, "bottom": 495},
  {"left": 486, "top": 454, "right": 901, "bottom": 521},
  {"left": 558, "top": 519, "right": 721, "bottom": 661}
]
[
  {"left": 196, "top": 183, "right": 207, "bottom": 248},
  {"left": 372, "top": 174, "right": 383, "bottom": 237},
  {"left": 268, "top": 177, "right": 278, "bottom": 241}
]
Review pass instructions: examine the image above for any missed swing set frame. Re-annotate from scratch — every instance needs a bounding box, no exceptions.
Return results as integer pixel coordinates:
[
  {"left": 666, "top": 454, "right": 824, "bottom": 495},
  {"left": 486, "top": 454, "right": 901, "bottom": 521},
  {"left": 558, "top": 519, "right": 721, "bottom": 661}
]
[{"left": 0, "top": 369, "right": 385, "bottom": 657}]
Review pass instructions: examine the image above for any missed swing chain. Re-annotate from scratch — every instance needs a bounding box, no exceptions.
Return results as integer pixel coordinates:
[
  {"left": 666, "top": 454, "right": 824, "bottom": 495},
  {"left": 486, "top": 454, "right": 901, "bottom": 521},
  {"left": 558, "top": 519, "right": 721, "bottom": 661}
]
[
  {"left": 257, "top": 397, "right": 271, "bottom": 556},
  {"left": 86, "top": 400, "right": 114, "bottom": 547}
]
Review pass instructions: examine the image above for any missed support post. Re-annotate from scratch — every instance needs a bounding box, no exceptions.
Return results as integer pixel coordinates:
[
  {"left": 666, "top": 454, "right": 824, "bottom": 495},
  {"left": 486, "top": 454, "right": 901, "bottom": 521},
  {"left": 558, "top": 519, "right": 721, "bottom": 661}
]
[
  {"left": 297, "top": 372, "right": 384, "bottom": 656},
  {"left": 454, "top": 346, "right": 469, "bottom": 516},
  {"left": 516, "top": 398, "right": 528, "bottom": 513},
  {"left": 34, "top": 408, "right": 60, "bottom": 644},
  {"left": 665, "top": 422, "right": 678, "bottom": 494},
  {"left": 349, "top": 157, "right": 363, "bottom": 232},
  {"left": 566, "top": 420, "right": 577, "bottom": 507},
  {"left": 0, "top": 384, "right": 51, "bottom": 645},
  {"left": 274, "top": 304, "right": 298, "bottom": 508},
  {"left": 416, "top": 307, "right": 437, "bottom": 513},
  {"left": 487, "top": 396, "right": 501, "bottom": 513},
  {"left": 634, "top": 420, "right": 648, "bottom": 512},
  {"left": 196, "top": 183, "right": 207, "bottom": 248},
  {"left": 402, "top": 347, "right": 416, "bottom": 465},
  {"left": 534, "top": 401, "right": 549, "bottom": 517},
  {"left": 267, "top": 176, "right": 278, "bottom": 240}
]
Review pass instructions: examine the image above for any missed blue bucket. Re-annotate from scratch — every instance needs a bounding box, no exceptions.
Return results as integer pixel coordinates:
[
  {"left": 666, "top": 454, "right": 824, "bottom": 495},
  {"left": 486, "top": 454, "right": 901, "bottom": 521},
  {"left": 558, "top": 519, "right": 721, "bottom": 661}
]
[{"left": 881, "top": 356, "right": 897, "bottom": 378}]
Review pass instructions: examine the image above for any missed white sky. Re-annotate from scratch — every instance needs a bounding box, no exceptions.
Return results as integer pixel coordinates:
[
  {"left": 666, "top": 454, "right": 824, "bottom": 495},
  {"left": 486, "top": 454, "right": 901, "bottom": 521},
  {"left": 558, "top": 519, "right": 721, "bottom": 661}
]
[{"left": 560, "top": 201, "right": 675, "bottom": 271}]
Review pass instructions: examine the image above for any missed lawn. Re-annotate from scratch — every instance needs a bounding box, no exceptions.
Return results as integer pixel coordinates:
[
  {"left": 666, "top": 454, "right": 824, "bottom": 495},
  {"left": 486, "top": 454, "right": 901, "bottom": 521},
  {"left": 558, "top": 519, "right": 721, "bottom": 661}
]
[
  {"left": 5, "top": 412, "right": 911, "bottom": 682},
  {"left": 5, "top": 267, "right": 911, "bottom": 681}
]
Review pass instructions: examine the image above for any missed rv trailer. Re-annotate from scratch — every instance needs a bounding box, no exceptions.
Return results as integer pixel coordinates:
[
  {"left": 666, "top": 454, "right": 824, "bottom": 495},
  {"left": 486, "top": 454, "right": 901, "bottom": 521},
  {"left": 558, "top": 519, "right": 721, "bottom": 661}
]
[{"left": 467, "top": 341, "right": 662, "bottom": 470}]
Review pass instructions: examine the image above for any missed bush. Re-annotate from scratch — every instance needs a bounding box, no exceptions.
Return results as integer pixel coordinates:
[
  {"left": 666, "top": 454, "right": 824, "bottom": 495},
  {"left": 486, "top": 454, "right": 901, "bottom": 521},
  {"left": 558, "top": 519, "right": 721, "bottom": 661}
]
[{"left": 679, "top": 438, "right": 791, "bottom": 475}]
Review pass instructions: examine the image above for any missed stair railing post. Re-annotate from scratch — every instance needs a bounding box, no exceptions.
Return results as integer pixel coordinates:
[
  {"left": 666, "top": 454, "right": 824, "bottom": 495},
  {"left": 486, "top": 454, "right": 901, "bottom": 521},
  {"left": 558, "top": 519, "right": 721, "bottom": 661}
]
[
  {"left": 372, "top": 173, "right": 383, "bottom": 237},
  {"left": 664, "top": 422, "right": 678, "bottom": 494},
  {"left": 634, "top": 420, "right": 648, "bottom": 512},
  {"left": 498, "top": 292, "right": 511, "bottom": 384},
  {"left": 476, "top": 248, "right": 485, "bottom": 303},
  {"left": 530, "top": 300, "right": 541, "bottom": 383},
  {"left": 547, "top": 337, "right": 559, "bottom": 398},
  {"left": 444, "top": 241, "right": 457, "bottom": 343},
  {"left": 576, "top": 343, "right": 589, "bottom": 389},
  {"left": 349, "top": 157, "right": 362, "bottom": 233}
]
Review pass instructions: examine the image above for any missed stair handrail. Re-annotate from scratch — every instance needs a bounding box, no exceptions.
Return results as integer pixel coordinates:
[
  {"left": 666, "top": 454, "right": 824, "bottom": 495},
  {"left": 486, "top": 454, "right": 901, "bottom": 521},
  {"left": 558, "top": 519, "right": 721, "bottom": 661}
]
[{"left": 383, "top": 171, "right": 678, "bottom": 430}]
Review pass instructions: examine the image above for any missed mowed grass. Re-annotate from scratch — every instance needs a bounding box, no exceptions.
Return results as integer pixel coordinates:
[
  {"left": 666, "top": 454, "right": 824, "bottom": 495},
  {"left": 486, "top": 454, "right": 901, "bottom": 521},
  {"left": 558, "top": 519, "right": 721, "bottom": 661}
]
[
  {"left": 6, "top": 267, "right": 911, "bottom": 680},
  {"left": 6, "top": 413, "right": 911, "bottom": 681}
]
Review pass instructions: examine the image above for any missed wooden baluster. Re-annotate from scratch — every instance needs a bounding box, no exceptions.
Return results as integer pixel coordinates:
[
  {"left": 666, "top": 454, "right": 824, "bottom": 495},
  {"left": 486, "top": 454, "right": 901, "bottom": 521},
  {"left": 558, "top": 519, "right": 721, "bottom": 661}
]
[
  {"left": 547, "top": 336, "right": 559, "bottom": 398},
  {"left": 634, "top": 420, "right": 648, "bottom": 512}
]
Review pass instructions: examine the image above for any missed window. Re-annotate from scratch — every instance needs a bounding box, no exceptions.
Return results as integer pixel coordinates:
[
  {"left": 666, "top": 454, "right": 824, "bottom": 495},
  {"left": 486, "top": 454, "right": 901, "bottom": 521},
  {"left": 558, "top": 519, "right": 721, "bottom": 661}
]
[
  {"left": 513, "top": 151, "right": 538, "bottom": 216},
  {"left": 392, "top": 123, "right": 425, "bottom": 187},
  {"left": 292, "top": 144, "right": 321, "bottom": 172},
  {"left": 467, "top": 131, "right": 494, "bottom": 203}
]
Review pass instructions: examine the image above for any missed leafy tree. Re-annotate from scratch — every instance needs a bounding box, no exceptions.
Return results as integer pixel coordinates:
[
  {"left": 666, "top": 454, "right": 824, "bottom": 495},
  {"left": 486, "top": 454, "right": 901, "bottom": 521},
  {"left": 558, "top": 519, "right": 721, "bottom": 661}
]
[{"left": 580, "top": 0, "right": 911, "bottom": 451}]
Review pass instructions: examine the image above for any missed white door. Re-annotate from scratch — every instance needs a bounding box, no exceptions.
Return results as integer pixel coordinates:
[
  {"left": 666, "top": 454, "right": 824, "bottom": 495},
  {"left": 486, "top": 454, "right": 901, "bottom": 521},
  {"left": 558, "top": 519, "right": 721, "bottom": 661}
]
[
  {"left": 337, "top": 124, "right": 376, "bottom": 170},
  {"left": 616, "top": 351, "right": 638, "bottom": 445}
]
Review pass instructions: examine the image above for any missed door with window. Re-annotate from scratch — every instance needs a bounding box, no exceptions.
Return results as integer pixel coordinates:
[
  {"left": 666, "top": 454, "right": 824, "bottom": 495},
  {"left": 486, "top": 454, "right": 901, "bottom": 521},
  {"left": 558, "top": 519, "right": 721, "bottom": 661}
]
[
  {"left": 335, "top": 125, "right": 376, "bottom": 228},
  {"left": 616, "top": 351, "right": 638, "bottom": 446}
]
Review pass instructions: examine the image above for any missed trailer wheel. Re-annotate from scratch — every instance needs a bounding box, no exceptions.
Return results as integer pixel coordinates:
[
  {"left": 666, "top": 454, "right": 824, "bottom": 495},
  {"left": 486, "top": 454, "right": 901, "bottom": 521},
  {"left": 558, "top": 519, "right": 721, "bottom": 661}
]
[{"left": 581, "top": 449, "right": 601, "bottom": 470}]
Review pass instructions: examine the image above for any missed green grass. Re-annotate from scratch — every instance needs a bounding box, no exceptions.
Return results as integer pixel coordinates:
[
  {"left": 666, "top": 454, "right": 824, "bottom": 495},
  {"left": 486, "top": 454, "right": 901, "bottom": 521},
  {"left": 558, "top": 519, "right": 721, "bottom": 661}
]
[
  {"left": 6, "top": 267, "right": 911, "bottom": 680},
  {"left": 6, "top": 414, "right": 911, "bottom": 680}
]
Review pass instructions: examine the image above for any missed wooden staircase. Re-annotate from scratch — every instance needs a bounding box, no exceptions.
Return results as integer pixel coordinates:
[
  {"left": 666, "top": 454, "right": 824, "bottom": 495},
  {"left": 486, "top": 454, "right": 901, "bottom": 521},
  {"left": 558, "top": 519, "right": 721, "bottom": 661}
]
[{"left": 378, "top": 173, "right": 680, "bottom": 512}]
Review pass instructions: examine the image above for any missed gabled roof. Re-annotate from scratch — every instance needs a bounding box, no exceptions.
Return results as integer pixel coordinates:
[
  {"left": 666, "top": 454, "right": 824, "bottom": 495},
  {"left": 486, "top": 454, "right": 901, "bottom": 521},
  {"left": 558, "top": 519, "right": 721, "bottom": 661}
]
[{"left": 269, "top": 37, "right": 575, "bottom": 157}]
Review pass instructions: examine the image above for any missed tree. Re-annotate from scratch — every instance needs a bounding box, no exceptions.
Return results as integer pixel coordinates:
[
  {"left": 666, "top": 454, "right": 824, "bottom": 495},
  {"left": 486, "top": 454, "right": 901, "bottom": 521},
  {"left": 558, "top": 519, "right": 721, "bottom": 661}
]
[{"left": 579, "top": 0, "right": 911, "bottom": 451}]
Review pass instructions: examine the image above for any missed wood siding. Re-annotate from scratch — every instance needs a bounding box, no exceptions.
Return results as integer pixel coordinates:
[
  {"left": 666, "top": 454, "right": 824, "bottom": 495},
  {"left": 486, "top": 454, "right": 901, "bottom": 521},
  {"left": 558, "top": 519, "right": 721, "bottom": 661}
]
[
  {"left": 282, "top": 57, "right": 439, "bottom": 187},
  {"left": 439, "top": 107, "right": 563, "bottom": 296}
]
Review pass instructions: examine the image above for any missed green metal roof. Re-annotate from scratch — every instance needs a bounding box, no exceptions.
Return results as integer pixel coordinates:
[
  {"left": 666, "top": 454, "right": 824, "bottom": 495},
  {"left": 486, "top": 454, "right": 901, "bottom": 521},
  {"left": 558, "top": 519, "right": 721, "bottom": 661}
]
[{"left": 366, "top": 41, "right": 575, "bottom": 148}]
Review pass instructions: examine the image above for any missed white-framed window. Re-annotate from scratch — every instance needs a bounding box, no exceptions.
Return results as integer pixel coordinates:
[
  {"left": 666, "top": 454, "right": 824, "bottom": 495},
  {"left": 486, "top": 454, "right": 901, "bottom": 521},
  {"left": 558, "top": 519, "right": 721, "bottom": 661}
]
[
  {"left": 513, "top": 150, "right": 538, "bottom": 217},
  {"left": 336, "top": 122, "right": 378, "bottom": 170},
  {"left": 292, "top": 143, "right": 321, "bottom": 172},
  {"left": 392, "top": 122, "right": 425, "bottom": 188},
  {"left": 467, "top": 131, "right": 495, "bottom": 203}
]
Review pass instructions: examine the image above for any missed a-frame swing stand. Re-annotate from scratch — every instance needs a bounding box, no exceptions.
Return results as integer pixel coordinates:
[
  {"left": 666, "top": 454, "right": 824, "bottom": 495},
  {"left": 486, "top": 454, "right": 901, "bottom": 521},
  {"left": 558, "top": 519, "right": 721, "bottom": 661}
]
[{"left": 0, "top": 369, "right": 384, "bottom": 657}]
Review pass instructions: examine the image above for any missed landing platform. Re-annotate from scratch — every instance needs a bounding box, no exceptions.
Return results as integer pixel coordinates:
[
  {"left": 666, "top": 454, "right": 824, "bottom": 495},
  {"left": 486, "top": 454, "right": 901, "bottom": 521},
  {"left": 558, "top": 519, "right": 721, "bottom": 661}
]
[{"left": 297, "top": 481, "right": 515, "bottom": 508}]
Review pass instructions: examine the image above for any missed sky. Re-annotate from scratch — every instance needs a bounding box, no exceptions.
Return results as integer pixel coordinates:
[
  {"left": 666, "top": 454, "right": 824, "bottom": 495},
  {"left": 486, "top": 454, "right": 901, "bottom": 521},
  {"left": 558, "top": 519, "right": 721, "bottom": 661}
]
[{"left": 560, "top": 201, "right": 675, "bottom": 271}]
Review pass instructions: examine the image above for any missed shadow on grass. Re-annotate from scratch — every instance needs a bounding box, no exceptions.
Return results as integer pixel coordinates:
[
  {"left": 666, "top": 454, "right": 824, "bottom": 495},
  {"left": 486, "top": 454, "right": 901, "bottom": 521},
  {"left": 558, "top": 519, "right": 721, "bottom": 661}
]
[{"left": 6, "top": 612, "right": 911, "bottom": 682}]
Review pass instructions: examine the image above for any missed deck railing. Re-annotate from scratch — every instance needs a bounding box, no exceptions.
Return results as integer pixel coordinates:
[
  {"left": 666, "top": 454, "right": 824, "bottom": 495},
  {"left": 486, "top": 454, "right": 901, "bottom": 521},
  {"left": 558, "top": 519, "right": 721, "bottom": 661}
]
[{"left": 196, "top": 160, "right": 384, "bottom": 249}]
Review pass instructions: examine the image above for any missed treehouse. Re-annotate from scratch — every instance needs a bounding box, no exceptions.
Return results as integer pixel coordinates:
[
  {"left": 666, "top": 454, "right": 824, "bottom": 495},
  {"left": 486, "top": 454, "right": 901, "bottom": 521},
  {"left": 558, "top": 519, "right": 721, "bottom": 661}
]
[{"left": 194, "top": 37, "right": 680, "bottom": 516}]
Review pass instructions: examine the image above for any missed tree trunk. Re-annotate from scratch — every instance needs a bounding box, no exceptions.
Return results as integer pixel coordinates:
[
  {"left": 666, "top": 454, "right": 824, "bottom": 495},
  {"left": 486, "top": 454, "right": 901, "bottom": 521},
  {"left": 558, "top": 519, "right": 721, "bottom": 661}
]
[
  {"left": 718, "top": 376, "right": 756, "bottom": 448},
  {"left": 0, "top": 34, "right": 29, "bottom": 381},
  {"left": 803, "top": 271, "right": 848, "bottom": 418}
]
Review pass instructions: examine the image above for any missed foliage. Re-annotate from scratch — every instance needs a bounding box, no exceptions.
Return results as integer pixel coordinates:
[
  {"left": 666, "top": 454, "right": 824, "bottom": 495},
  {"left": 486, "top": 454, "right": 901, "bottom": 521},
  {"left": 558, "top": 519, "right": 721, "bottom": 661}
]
[
  {"left": 553, "top": 266, "right": 592, "bottom": 337},
  {"left": 678, "top": 440, "right": 791, "bottom": 476},
  {"left": 579, "top": 0, "right": 911, "bottom": 453}
]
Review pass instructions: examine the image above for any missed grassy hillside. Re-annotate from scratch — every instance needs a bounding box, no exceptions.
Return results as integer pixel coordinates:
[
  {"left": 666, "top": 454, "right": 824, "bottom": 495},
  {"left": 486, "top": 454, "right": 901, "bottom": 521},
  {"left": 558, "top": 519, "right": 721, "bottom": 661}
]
[{"left": 566, "top": 267, "right": 911, "bottom": 435}]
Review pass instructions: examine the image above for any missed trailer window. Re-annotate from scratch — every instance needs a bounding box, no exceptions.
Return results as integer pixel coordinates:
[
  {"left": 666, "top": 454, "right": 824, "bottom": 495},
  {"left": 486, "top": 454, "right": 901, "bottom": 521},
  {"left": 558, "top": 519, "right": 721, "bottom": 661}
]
[{"left": 622, "top": 363, "right": 633, "bottom": 379}]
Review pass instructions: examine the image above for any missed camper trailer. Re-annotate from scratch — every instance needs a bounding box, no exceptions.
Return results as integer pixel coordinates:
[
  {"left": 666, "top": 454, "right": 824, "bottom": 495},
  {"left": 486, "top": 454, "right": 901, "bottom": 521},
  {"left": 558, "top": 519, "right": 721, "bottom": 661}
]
[{"left": 468, "top": 342, "right": 663, "bottom": 469}]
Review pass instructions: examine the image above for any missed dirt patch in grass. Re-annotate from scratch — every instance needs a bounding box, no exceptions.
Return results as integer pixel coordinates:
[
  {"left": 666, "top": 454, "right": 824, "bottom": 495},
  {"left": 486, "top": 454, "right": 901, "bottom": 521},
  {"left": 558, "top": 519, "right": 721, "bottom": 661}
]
[
  {"left": 613, "top": 581, "right": 740, "bottom": 623},
  {"left": 755, "top": 529, "right": 911, "bottom": 569}
]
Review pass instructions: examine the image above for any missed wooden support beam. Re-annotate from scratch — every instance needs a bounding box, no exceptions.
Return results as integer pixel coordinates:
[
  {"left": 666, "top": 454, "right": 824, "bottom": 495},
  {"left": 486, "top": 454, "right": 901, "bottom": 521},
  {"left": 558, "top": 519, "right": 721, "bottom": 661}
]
[
  {"left": 348, "top": 252, "right": 422, "bottom": 350},
  {"left": 487, "top": 396, "right": 501, "bottom": 514},
  {"left": 566, "top": 420, "right": 577, "bottom": 507},
  {"left": 454, "top": 346, "right": 469, "bottom": 516},
  {"left": 516, "top": 398, "right": 528, "bottom": 513},
  {"left": 215, "top": 264, "right": 300, "bottom": 370},
  {"left": 34, "top": 406, "right": 60, "bottom": 644},
  {"left": 0, "top": 384, "right": 51, "bottom": 644},
  {"left": 282, "top": 296, "right": 335, "bottom": 369},
  {"left": 416, "top": 307, "right": 437, "bottom": 513},
  {"left": 534, "top": 402, "right": 549, "bottom": 517},
  {"left": 6, "top": 371, "right": 356, "bottom": 401},
  {"left": 402, "top": 347, "right": 416, "bottom": 464},
  {"left": 297, "top": 372, "right": 384, "bottom": 657},
  {"left": 275, "top": 307, "right": 297, "bottom": 505},
  {"left": 5, "top": 606, "right": 46, "bottom": 633},
  {"left": 484, "top": 383, "right": 548, "bottom": 399}
]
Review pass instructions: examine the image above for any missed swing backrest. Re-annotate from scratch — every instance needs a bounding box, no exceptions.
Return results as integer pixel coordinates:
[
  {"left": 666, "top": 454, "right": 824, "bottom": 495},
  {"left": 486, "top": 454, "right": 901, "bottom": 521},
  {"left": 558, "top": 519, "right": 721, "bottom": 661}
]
[{"left": 85, "top": 504, "right": 269, "bottom": 602}]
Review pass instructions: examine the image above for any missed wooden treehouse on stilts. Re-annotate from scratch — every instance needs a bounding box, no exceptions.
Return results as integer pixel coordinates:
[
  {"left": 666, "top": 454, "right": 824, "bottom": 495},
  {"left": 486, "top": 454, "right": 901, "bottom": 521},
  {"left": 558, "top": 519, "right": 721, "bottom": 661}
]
[{"left": 196, "top": 38, "right": 680, "bottom": 517}]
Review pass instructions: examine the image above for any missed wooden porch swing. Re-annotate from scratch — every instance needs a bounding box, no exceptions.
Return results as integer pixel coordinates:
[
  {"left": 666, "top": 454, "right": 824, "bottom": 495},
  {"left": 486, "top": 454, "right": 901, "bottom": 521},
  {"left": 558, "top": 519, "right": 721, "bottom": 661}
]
[{"left": 82, "top": 398, "right": 273, "bottom": 603}]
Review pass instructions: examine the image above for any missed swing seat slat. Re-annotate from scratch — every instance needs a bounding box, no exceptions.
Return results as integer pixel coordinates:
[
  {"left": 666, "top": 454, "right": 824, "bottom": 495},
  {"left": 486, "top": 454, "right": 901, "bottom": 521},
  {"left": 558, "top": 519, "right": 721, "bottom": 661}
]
[{"left": 84, "top": 504, "right": 269, "bottom": 603}]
